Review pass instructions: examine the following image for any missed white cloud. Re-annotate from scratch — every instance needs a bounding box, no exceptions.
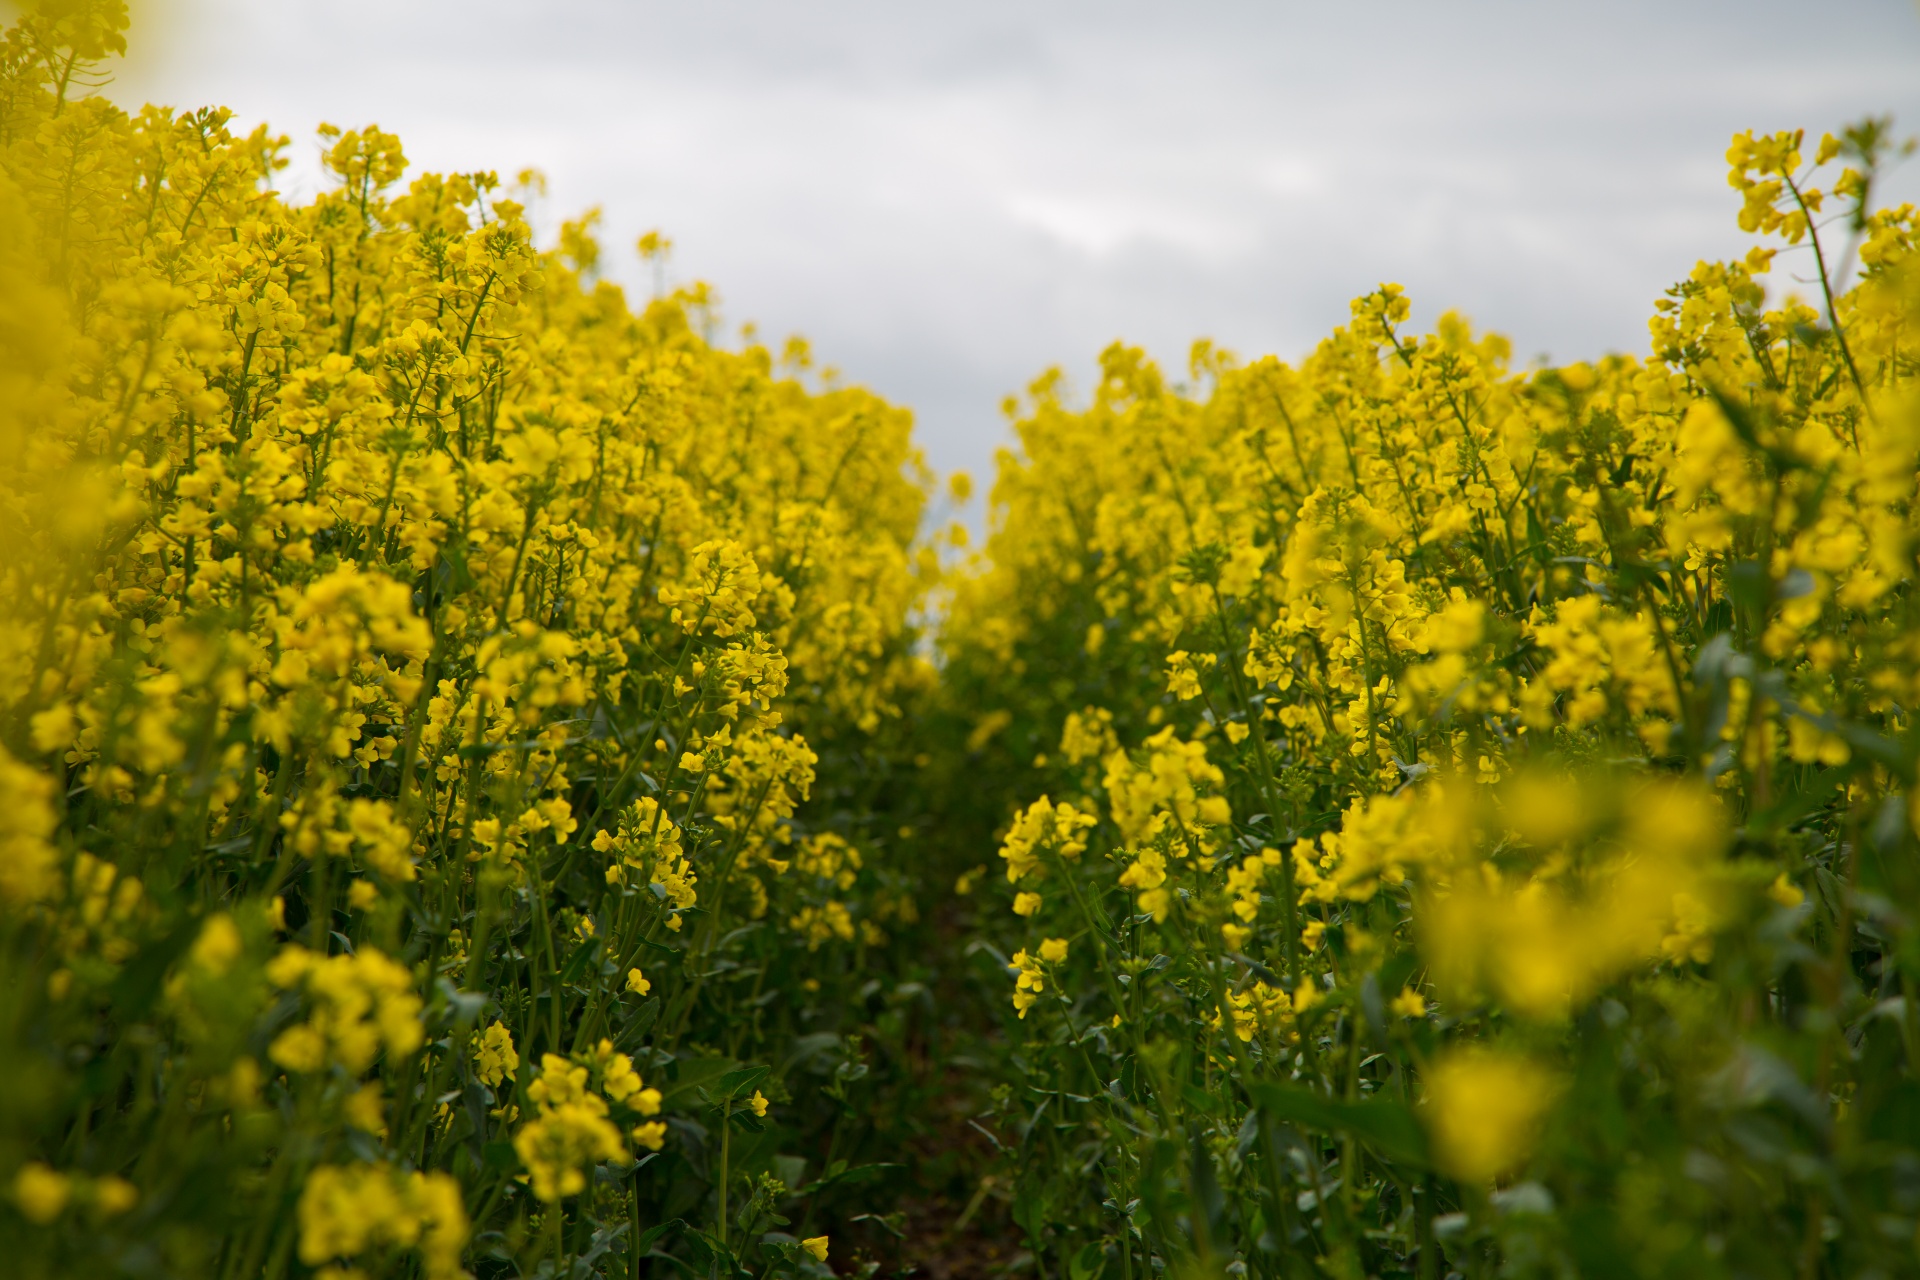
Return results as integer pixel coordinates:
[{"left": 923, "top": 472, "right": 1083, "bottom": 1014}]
[{"left": 1001, "top": 190, "right": 1254, "bottom": 259}]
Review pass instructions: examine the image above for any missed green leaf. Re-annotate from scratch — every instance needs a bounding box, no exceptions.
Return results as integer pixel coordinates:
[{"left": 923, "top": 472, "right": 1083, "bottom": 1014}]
[
  {"left": 850, "top": 1212, "right": 906, "bottom": 1241},
  {"left": 614, "top": 996, "right": 662, "bottom": 1052},
  {"left": 715, "top": 1064, "right": 771, "bottom": 1102},
  {"left": 679, "top": 1226, "right": 741, "bottom": 1279},
  {"left": 558, "top": 936, "right": 602, "bottom": 986},
  {"left": 796, "top": 1161, "right": 903, "bottom": 1196},
  {"left": 1245, "top": 1080, "right": 1429, "bottom": 1169},
  {"left": 635, "top": 1215, "right": 684, "bottom": 1252},
  {"left": 1070, "top": 1242, "right": 1109, "bottom": 1280},
  {"left": 661, "top": 1055, "right": 738, "bottom": 1111},
  {"left": 436, "top": 540, "right": 477, "bottom": 594}
]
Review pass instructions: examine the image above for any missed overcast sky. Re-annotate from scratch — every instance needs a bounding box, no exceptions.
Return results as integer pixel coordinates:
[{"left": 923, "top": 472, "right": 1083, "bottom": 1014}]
[{"left": 114, "top": 0, "right": 1920, "bottom": 492}]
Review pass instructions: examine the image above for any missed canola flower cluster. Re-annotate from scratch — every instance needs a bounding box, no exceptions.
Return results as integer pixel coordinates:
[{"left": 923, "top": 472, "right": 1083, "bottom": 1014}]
[
  {"left": 941, "top": 118, "right": 1920, "bottom": 1278},
  {"left": 0, "top": 4, "right": 933, "bottom": 1276}
]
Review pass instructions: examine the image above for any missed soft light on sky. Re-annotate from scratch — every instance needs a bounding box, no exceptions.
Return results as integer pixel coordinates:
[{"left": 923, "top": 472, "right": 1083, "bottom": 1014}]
[{"left": 115, "top": 0, "right": 1920, "bottom": 490}]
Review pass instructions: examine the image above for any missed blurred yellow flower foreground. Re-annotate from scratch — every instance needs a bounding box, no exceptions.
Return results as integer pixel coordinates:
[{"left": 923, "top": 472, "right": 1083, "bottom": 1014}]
[{"left": 6, "top": 3, "right": 1920, "bottom": 1279}]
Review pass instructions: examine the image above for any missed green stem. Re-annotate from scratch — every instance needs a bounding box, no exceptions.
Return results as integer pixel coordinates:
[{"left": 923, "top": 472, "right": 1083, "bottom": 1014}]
[
  {"left": 1783, "top": 173, "right": 1872, "bottom": 419},
  {"left": 718, "top": 1095, "right": 733, "bottom": 1249}
]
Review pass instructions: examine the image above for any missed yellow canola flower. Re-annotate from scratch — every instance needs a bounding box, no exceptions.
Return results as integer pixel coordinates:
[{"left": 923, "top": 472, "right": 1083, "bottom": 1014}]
[
  {"left": 0, "top": 748, "right": 61, "bottom": 905},
  {"left": 515, "top": 1054, "right": 632, "bottom": 1202},
  {"left": 790, "top": 832, "right": 864, "bottom": 888},
  {"left": 10, "top": 1163, "right": 139, "bottom": 1225},
  {"left": 658, "top": 538, "right": 764, "bottom": 638},
  {"left": 1767, "top": 873, "right": 1805, "bottom": 908},
  {"left": 803, "top": 1235, "right": 830, "bottom": 1261},
  {"left": 345, "top": 1083, "right": 385, "bottom": 1135},
  {"left": 1059, "top": 707, "right": 1118, "bottom": 765},
  {"left": 473, "top": 1022, "right": 519, "bottom": 1089},
  {"left": 589, "top": 1040, "right": 660, "bottom": 1114},
  {"left": 13, "top": 1163, "right": 71, "bottom": 1224},
  {"left": 998, "top": 795, "right": 1096, "bottom": 884},
  {"left": 1009, "top": 948, "right": 1047, "bottom": 1018},
  {"left": 1102, "top": 728, "right": 1228, "bottom": 846},
  {"left": 1164, "top": 650, "right": 1217, "bottom": 700},
  {"left": 1421, "top": 776, "right": 1729, "bottom": 1018},
  {"left": 1423, "top": 1049, "right": 1561, "bottom": 1183},
  {"left": 1295, "top": 786, "right": 1465, "bottom": 906},
  {"left": 1224, "top": 847, "right": 1286, "bottom": 927},
  {"left": 1216, "top": 981, "right": 1297, "bottom": 1043},
  {"left": 790, "top": 901, "right": 855, "bottom": 948},
  {"left": 1390, "top": 988, "right": 1427, "bottom": 1018},
  {"left": 266, "top": 946, "right": 424, "bottom": 1074},
  {"left": 1117, "top": 846, "right": 1170, "bottom": 922},
  {"left": 297, "top": 1163, "right": 469, "bottom": 1280},
  {"left": 94, "top": 1176, "right": 138, "bottom": 1217}
]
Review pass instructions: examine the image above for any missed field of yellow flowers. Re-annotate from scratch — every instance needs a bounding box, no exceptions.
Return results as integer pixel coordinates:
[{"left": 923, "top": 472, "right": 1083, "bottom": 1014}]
[{"left": 5, "top": 4, "right": 1920, "bottom": 1279}]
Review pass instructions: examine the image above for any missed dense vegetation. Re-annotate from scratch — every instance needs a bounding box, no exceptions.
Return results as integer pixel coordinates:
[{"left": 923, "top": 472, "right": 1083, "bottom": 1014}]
[{"left": 4, "top": 3, "right": 1920, "bottom": 1278}]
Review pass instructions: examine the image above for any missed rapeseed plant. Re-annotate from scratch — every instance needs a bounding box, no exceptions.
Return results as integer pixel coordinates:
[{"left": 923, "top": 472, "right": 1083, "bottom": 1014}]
[
  {"left": 0, "top": 4, "right": 937, "bottom": 1275},
  {"left": 938, "top": 112, "right": 1920, "bottom": 1280}
]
